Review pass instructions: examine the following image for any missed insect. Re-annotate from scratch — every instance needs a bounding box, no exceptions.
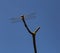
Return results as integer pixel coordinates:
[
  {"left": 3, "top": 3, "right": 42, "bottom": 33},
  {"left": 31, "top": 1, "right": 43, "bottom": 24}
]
[{"left": 9, "top": 12, "right": 36, "bottom": 23}]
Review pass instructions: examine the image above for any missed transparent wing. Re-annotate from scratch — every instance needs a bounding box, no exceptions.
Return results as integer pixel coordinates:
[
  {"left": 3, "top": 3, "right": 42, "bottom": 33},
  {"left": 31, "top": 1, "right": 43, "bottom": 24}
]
[
  {"left": 24, "top": 12, "right": 36, "bottom": 19},
  {"left": 9, "top": 12, "right": 36, "bottom": 23},
  {"left": 9, "top": 17, "right": 21, "bottom": 23}
]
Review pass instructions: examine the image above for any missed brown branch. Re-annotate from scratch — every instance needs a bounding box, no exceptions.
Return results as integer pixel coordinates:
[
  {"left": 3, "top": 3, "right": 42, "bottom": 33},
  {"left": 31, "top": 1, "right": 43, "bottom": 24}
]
[
  {"left": 34, "top": 26, "right": 40, "bottom": 35},
  {"left": 21, "top": 15, "right": 40, "bottom": 53},
  {"left": 32, "top": 35, "right": 37, "bottom": 53},
  {"left": 21, "top": 16, "right": 32, "bottom": 35}
]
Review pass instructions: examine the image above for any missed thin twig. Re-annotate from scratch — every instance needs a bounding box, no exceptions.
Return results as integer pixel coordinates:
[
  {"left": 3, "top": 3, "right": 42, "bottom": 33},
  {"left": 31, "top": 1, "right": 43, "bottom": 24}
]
[
  {"left": 32, "top": 35, "right": 37, "bottom": 53},
  {"left": 21, "top": 16, "right": 32, "bottom": 35},
  {"left": 21, "top": 15, "right": 40, "bottom": 53}
]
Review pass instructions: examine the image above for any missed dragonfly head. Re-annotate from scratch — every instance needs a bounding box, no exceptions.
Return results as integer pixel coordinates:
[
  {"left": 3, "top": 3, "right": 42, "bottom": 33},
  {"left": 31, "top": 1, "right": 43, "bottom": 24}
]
[{"left": 21, "top": 15, "right": 24, "bottom": 20}]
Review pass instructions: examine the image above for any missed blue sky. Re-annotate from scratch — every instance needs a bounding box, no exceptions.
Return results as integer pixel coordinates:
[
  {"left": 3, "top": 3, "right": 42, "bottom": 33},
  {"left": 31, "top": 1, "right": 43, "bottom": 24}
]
[{"left": 0, "top": 0, "right": 60, "bottom": 53}]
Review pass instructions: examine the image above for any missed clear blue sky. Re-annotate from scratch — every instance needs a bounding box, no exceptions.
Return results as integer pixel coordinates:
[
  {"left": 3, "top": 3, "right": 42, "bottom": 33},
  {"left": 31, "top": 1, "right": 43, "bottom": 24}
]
[{"left": 0, "top": 0, "right": 60, "bottom": 53}]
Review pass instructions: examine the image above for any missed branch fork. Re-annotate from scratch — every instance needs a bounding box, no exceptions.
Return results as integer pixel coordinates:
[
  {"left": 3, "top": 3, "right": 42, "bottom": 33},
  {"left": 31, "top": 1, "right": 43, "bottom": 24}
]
[{"left": 21, "top": 15, "right": 40, "bottom": 53}]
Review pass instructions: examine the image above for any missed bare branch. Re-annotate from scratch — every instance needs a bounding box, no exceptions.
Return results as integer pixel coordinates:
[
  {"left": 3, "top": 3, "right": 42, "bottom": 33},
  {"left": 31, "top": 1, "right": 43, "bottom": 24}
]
[
  {"left": 21, "top": 16, "right": 32, "bottom": 35},
  {"left": 34, "top": 26, "right": 40, "bottom": 34},
  {"left": 21, "top": 15, "right": 40, "bottom": 53},
  {"left": 32, "top": 35, "right": 37, "bottom": 53}
]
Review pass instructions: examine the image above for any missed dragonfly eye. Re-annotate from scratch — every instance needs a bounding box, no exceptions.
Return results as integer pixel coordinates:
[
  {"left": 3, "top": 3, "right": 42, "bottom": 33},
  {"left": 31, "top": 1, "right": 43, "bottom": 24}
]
[{"left": 21, "top": 15, "right": 24, "bottom": 20}]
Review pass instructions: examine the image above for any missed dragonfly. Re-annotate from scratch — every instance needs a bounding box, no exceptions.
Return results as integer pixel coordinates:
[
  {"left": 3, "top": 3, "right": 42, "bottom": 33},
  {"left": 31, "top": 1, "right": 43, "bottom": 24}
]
[{"left": 9, "top": 12, "right": 36, "bottom": 23}]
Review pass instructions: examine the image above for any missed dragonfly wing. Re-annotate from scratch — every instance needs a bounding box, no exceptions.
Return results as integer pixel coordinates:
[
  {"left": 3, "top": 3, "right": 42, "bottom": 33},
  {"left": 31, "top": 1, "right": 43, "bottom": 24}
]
[
  {"left": 9, "top": 12, "right": 37, "bottom": 23},
  {"left": 9, "top": 17, "right": 21, "bottom": 23},
  {"left": 24, "top": 12, "right": 37, "bottom": 20}
]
